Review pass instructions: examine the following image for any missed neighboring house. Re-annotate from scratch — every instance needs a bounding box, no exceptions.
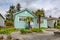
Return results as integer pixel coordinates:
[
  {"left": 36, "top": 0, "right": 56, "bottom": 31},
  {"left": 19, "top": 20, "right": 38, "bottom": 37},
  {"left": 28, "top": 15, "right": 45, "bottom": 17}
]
[
  {"left": 14, "top": 9, "right": 48, "bottom": 28},
  {"left": 47, "top": 18, "right": 56, "bottom": 28},
  {"left": 47, "top": 16, "right": 59, "bottom": 28},
  {"left": 0, "top": 14, "right": 5, "bottom": 27}
]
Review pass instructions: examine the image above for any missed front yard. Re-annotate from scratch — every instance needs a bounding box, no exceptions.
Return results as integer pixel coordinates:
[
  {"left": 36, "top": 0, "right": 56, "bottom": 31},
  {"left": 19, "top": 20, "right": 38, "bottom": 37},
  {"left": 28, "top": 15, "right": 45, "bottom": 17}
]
[
  {"left": 0, "top": 28, "right": 44, "bottom": 34},
  {"left": 0, "top": 28, "right": 60, "bottom": 40}
]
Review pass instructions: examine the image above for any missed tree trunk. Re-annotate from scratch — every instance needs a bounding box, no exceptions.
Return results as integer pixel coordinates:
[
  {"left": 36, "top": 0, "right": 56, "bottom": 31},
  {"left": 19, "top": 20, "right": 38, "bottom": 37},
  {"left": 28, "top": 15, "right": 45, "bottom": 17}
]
[
  {"left": 28, "top": 21, "right": 30, "bottom": 29},
  {"left": 38, "top": 15, "right": 41, "bottom": 29}
]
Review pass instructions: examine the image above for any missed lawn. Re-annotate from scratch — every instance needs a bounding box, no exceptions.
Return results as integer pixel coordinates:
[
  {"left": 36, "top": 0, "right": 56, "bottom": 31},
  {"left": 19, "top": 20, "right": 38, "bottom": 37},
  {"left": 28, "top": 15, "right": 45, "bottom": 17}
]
[{"left": 0, "top": 28, "right": 18, "bottom": 34}]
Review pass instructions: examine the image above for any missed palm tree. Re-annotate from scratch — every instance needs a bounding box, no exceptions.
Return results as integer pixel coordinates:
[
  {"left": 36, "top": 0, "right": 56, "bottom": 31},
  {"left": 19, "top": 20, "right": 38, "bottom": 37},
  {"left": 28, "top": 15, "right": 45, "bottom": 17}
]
[
  {"left": 25, "top": 17, "right": 33, "bottom": 29},
  {"left": 35, "top": 9, "right": 45, "bottom": 29}
]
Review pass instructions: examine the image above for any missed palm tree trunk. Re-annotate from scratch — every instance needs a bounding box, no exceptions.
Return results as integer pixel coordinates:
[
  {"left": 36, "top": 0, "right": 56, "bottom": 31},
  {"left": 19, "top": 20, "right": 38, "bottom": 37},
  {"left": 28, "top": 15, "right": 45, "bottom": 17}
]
[
  {"left": 28, "top": 21, "right": 30, "bottom": 29},
  {"left": 38, "top": 15, "right": 41, "bottom": 29}
]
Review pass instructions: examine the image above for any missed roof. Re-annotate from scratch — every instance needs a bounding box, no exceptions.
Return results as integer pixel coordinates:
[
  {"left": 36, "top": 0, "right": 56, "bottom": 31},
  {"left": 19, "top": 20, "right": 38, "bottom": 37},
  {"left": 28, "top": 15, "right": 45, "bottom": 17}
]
[
  {"left": 13, "top": 8, "right": 37, "bottom": 18},
  {"left": 41, "top": 16, "right": 60, "bottom": 21},
  {"left": 0, "top": 14, "right": 5, "bottom": 19},
  {"left": 47, "top": 17, "right": 60, "bottom": 20}
]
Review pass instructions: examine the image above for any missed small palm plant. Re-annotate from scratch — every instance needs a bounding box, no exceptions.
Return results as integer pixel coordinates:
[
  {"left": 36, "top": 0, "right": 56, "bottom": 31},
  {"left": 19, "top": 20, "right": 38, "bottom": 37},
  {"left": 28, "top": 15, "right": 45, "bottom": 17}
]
[{"left": 25, "top": 17, "right": 33, "bottom": 29}]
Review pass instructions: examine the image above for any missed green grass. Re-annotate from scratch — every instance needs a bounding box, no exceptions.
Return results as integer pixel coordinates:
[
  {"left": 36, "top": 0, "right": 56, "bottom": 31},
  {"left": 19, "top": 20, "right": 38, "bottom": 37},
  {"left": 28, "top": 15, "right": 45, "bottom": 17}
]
[{"left": 0, "top": 28, "right": 18, "bottom": 34}]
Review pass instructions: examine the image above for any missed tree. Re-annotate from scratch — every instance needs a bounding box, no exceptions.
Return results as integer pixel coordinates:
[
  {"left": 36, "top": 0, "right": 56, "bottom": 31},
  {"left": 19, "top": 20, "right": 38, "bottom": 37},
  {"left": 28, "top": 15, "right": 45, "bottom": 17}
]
[
  {"left": 57, "top": 17, "right": 60, "bottom": 26},
  {"left": 7, "top": 5, "right": 15, "bottom": 21},
  {"left": 5, "top": 14, "right": 10, "bottom": 20},
  {"left": 35, "top": 9, "right": 45, "bottom": 29},
  {"left": 16, "top": 3, "right": 21, "bottom": 12},
  {"left": 25, "top": 17, "right": 33, "bottom": 29},
  {"left": 5, "top": 5, "right": 15, "bottom": 26}
]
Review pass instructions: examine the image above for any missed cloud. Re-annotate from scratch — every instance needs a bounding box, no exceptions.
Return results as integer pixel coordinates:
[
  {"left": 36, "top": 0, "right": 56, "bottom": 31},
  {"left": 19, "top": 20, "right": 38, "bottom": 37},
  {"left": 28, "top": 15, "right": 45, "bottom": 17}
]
[
  {"left": 0, "top": 7, "right": 8, "bottom": 17},
  {"left": 45, "top": 8, "right": 60, "bottom": 18},
  {"left": 0, "top": 0, "right": 60, "bottom": 18}
]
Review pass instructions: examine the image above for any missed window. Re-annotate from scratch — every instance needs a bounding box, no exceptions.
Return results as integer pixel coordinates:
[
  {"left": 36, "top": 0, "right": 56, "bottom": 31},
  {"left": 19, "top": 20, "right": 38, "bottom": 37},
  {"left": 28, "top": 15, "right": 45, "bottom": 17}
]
[{"left": 18, "top": 16, "right": 26, "bottom": 21}]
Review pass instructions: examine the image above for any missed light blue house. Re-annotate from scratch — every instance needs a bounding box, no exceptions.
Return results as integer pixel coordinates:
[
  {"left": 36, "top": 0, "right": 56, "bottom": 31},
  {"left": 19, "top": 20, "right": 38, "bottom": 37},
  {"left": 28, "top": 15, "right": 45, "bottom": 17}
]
[{"left": 14, "top": 9, "right": 47, "bottom": 28}]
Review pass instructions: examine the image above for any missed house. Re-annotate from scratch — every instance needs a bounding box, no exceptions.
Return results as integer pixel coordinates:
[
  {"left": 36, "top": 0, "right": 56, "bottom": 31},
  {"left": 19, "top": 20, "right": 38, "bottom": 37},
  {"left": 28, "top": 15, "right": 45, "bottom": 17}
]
[
  {"left": 14, "top": 9, "right": 48, "bottom": 28},
  {"left": 0, "top": 14, "right": 5, "bottom": 27},
  {"left": 47, "top": 16, "right": 60, "bottom": 28}
]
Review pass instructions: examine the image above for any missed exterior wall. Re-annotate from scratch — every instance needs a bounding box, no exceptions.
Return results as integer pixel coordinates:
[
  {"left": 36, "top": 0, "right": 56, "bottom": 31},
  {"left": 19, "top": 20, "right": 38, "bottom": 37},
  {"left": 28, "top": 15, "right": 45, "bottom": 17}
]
[
  {"left": 33, "top": 18, "right": 38, "bottom": 28},
  {"left": 0, "top": 17, "right": 5, "bottom": 26},
  {"left": 47, "top": 19, "right": 55, "bottom": 28},
  {"left": 33, "top": 18, "right": 48, "bottom": 28},
  {"left": 40, "top": 18, "right": 47, "bottom": 28},
  {"left": 14, "top": 10, "right": 36, "bottom": 28}
]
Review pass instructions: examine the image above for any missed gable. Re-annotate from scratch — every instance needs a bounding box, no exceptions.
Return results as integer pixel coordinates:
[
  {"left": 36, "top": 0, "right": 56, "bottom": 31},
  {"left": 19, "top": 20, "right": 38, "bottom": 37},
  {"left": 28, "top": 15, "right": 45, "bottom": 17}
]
[{"left": 14, "top": 9, "right": 37, "bottom": 18}]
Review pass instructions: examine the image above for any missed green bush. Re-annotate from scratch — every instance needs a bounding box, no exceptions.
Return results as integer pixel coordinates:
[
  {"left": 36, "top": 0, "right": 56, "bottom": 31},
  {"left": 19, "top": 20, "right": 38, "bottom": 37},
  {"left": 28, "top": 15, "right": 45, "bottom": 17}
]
[
  {"left": 20, "top": 29, "right": 31, "bottom": 34},
  {"left": 0, "top": 28, "right": 17, "bottom": 34},
  {"left": 0, "top": 29, "right": 10, "bottom": 34},
  {"left": 5, "top": 20, "right": 13, "bottom": 26},
  {"left": 57, "top": 22, "right": 60, "bottom": 26},
  {"left": 57, "top": 26, "right": 60, "bottom": 29},
  {"left": 31, "top": 28, "right": 43, "bottom": 32}
]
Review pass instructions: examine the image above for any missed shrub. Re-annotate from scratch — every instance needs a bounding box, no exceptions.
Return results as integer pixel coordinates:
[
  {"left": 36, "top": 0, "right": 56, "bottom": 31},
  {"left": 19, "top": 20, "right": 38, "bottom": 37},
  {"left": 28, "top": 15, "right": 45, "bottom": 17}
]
[
  {"left": 5, "top": 20, "right": 13, "bottom": 26},
  {"left": 57, "top": 22, "right": 60, "bottom": 26},
  {"left": 20, "top": 29, "right": 26, "bottom": 34},
  {"left": 31, "top": 28, "right": 43, "bottom": 32},
  {"left": 20, "top": 29, "right": 31, "bottom": 34},
  {"left": 57, "top": 26, "right": 60, "bottom": 29}
]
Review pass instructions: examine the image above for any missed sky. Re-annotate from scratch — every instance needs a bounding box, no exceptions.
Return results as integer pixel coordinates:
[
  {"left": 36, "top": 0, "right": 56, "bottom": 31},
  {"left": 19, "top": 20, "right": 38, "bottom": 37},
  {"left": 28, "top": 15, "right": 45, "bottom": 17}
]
[{"left": 0, "top": 0, "right": 60, "bottom": 18}]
